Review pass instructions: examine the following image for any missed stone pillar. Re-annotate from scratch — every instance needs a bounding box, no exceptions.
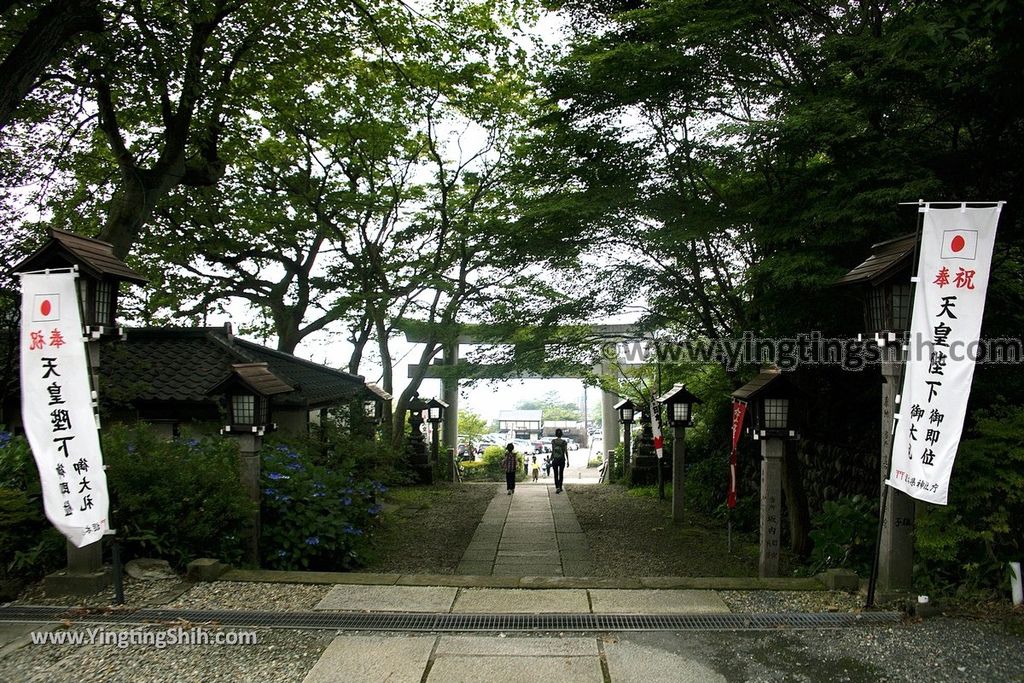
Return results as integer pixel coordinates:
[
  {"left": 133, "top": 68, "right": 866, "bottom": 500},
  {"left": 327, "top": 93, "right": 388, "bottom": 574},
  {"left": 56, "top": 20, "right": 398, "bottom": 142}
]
[
  {"left": 235, "top": 431, "right": 262, "bottom": 566},
  {"left": 601, "top": 387, "right": 619, "bottom": 452},
  {"left": 759, "top": 438, "right": 784, "bottom": 578},
  {"left": 672, "top": 425, "right": 686, "bottom": 523},
  {"left": 621, "top": 424, "right": 631, "bottom": 479},
  {"left": 879, "top": 354, "right": 915, "bottom": 591},
  {"left": 442, "top": 343, "right": 459, "bottom": 455}
]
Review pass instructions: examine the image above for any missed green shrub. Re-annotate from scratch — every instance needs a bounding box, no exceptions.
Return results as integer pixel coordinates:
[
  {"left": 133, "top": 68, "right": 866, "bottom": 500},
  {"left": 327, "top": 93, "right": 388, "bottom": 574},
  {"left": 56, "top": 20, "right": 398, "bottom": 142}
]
[
  {"left": 587, "top": 454, "right": 604, "bottom": 468},
  {"left": 260, "top": 441, "right": 384, "bottom": 571},
  {"left": 460, "top": 460, "right": 489, "bottom": 480},
  {"left": 0, "top": 430, "right": 35, "bottom": 490},
  {"left": 806, "top": 495, "right": 876, "bottom": 576},
  {"left": 0, "top": 430, "right": 73, "bottom": 580},
  {"left": 914, "top": 405, "right": 1024, "bottom": 596},
  {"left": 103, "top": 424, "right": 254, "bottom": 568},
  {"left": 307, "top": 418, "right": 410, "bottom": 485},
  {"left": 685, "top": 455, "right": 728, "bottom": 514},
  {"left": 627, "top": 484, "right": 669, "bottom": 498}
]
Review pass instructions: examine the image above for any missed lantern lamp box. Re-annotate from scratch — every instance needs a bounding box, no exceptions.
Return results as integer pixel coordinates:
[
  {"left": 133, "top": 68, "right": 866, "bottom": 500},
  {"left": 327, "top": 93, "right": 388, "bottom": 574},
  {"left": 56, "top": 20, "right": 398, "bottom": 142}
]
[
  {"left": 12, "top": 228, "right": 147, "bottom": 335},
  {"left": 730, "top": 370, "right": 801, "bottom": 441},
  {"left": 656, "top": 383, "right": 702, "bottom": 428},
  {"left": 207, "top": 362, "right": 293, "bottom": 435}
]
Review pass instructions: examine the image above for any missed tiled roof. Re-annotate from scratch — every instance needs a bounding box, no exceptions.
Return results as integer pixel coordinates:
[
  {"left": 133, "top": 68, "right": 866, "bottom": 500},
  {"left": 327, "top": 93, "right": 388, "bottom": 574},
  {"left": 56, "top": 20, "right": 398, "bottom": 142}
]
[
  {"left": 103, "top": 326, "right": 368, "bottom": 410},
  {"left": 836, "top": 234, "right": 916, "bottom": 286},
  {"left": 12, "top": 228, "right": 147, "bottom": 284},
  {"left": 232, "top": 337, "right": 367, "bottom": 407}
]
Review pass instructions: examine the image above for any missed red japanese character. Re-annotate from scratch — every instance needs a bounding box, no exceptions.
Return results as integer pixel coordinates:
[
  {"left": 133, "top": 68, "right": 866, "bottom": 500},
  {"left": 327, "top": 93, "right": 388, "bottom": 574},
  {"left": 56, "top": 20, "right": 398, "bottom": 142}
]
[
  {"left": 49, "top": 329, "right": 66, "bottom": 348},
  {"left": 954, "top": 267, "right": 976, "bottom": 290}
]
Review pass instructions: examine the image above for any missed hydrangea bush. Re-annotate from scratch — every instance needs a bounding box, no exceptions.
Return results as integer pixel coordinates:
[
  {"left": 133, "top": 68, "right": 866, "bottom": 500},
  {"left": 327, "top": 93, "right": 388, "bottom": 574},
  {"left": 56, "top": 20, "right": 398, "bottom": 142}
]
[
  {"left": 102, "top": 424, "right": 254, "bottom": 568},
  {"left": 260, "top": 442, "right": 385, "bottom": 571}
]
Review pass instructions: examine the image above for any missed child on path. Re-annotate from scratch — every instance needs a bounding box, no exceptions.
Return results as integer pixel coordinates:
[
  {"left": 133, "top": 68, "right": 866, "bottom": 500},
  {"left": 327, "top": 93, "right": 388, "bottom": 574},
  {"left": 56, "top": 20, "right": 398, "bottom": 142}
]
[
  {"left": 501, "top": 443, "right": 518, "bottom": 495},
  {"left": 531, "top": 455, "right": 539, "bottom": 482}
]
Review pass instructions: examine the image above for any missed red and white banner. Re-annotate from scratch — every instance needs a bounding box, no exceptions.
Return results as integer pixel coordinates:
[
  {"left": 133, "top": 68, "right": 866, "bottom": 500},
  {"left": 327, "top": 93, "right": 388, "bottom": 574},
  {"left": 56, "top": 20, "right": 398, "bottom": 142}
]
[
  {"left": 20, "top": 271, "right": 109, "bottom": 546},
  {"left": 728, "top": 400, "right": 747, "bottom": 508},
  {"left": 888, "top": 203, "right": 1003, "bottom": 505},
  {"left": 650, "top": 400, "right": 664, "bottom": 459}
]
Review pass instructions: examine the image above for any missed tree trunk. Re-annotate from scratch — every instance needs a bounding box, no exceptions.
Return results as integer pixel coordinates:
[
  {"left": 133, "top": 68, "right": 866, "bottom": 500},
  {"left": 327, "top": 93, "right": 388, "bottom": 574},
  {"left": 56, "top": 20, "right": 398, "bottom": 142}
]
[
  {"left": 782, "top": 442, "right": 812, "bottom": 558},
  {"left": 0, "top": 0, "right": 102, "bottom": 130}
]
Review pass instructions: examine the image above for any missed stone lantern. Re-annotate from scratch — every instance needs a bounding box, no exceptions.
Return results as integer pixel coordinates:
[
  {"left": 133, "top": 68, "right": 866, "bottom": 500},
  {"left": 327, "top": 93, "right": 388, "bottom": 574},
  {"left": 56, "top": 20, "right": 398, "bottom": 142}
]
[
  {"left": 732, "top": 369, "right": 800, "bottom": 578},
  {"left": 837, "top": 233, "right": 917, "bottom": 593},
  {"left": 406, "top": 394, "right": 432, "bottom": 484},
  {"left": 209, "top": 362, "right": 293, "bottom": 564},
  {"left": 425, "top": 397, "right": 449, "bottom": 478},
  {"left": 656, "top": 383, "right": 702, "bottom": 522},
  {"left": 613, "top": 398, "right": 635, "bottom": 480}
]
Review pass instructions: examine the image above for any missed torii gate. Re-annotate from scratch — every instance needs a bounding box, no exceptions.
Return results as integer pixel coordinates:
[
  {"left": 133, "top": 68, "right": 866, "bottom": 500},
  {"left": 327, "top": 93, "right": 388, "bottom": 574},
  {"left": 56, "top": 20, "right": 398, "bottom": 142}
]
[{"left": 399, "top": 320, "right": 642, "bottom": 455}]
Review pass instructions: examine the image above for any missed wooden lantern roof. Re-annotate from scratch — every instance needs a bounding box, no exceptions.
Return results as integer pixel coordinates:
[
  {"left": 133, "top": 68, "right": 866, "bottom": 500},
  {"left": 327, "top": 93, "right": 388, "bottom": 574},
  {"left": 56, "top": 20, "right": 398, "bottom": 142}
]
[
  {"left": 835, "top": 233, "right": 916, "bottom": 287},
  {"left": 12, "top": 228, "right": 147, "bottom": 284}
]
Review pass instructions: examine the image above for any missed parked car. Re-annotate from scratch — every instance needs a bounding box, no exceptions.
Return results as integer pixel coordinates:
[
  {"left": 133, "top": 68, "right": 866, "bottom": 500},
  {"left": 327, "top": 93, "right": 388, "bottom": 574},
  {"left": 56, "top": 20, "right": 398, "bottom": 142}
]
[
  {"left": 565, "top": 438, "right": 580, "bottom": 451},
  {"left": 537, "top": 437, "right": 554, "bottom": 452},
  {"left": 513, "top": 439, "right": 538, "bottom": 455}
]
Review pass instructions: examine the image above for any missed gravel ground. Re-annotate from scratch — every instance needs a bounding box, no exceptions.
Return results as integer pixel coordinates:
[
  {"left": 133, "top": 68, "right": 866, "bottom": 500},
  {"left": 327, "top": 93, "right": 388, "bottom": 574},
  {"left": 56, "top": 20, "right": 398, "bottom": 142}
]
[
  {"left": 0, "top": 626, "right": 333, "bottom": 683},
  {"left": 165, "top": 581, "right": 331, "bottom": 611},
  {"left": 11, "top": 577, "right": 186, "bottom": 608},
  {"left": 720, "top": 590, "right": 866, "bottom": 613},
  {"left": 609, "top": 616, "right": 1024, "bottom": 682},
  {"left": 358, "top": 482, "right": 498, "bottom": 574},
  {"left": 567, "top": 484, "right": 765, "bottom": 577}
]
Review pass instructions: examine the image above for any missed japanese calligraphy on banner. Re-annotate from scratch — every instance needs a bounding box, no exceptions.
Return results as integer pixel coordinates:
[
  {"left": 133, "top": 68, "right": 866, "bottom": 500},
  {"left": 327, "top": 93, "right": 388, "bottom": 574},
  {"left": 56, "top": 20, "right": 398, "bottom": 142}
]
[
  {"left": 728, "top": 401, "right": 747, "bottom": 508},
  {"left": 19, "top": 271, "right": 109, "bottom": 546},
  {"left": 888, "top": 203, "right": 1003, "bottom": 505}
]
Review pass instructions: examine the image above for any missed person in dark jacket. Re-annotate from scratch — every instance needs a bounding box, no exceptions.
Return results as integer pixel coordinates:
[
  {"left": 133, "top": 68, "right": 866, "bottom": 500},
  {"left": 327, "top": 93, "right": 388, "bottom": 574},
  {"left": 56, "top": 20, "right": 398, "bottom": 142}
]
[
  {"left": 501, "top": 443, "right": 518, "bottom": 494},
  {"left": 550, "top": 429, "right": 568, "bottom": 493}
]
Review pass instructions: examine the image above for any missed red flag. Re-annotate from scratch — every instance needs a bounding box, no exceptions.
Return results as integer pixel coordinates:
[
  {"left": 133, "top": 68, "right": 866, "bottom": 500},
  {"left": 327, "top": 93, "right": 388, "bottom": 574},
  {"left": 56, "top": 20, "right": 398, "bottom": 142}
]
[
  {"left": 728, "top": 401, "right": 747, "bottom": 508},
  {"left": 650, "top": 400, "right": 664, "bottom": 458}
]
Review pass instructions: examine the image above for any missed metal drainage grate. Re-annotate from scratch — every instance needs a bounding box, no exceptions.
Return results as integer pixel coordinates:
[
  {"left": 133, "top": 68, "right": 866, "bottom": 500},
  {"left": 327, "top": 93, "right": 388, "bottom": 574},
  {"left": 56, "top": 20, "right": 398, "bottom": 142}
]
[{"left": 0, "top": 606, "right": 901, "bottom": 632}]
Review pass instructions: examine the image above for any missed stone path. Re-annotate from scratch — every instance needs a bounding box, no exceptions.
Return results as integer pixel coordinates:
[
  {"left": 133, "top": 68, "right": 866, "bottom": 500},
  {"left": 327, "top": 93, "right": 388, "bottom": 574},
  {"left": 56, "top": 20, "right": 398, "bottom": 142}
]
[
  {"left": 455, "top": 481, "right": 594, "bottom": 576},
  {"left": 302, "top": 633, "right": 727, "bottom": 683}
]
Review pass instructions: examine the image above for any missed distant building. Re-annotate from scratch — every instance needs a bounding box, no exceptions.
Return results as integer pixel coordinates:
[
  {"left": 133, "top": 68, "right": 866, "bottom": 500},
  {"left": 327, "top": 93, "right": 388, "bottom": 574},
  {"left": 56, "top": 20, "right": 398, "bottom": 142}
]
[
  {"left": 543, "top": 420, "right": 586, "bottom": 445},
  {"left": 497, "top": 409, "right": 542, "bottom": 440}
]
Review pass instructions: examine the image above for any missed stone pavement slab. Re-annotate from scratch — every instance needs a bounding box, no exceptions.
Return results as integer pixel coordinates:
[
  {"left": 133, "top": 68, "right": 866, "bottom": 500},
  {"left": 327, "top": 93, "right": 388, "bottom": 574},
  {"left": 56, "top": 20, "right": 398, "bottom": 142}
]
[
  {"left": 455, "top": 480, "right": 596, "bottom": 578},
  {"left": 603, "top": 638, "right": 726, "bottom": 683},
  {"left": 456, "top": 561, "right": 493, "bottom": 575},
  {"left": 493, "top": 564, "right": 562, "bottom": 576},
  {"left": 452, "top": 588, "right": 590, "bottom": 613},
  {"left": 314, "top": 585, "right": 459, "bottom": 612},
  {"left": 302, "top": 635, "right": 435, "bottom": 683},
  {"left": 427, "top": 655, "right": 603, "bottom": 682},
  {"left": 588, "top": 589, "right": 730, "bottom": 614},
  {"left": 434, "top": 635, "right": 598, "bottom": 656}
]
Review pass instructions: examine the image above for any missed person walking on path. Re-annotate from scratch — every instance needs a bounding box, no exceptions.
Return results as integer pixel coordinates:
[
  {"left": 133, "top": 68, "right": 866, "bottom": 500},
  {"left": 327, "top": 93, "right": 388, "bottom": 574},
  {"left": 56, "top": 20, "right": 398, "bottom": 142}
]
[
  {"left": 502, "top": 443, "right": 518, "bottom": 495},
  {"left": 531, "top": 455, "right": 540, "bottom": 482},
  {"left": 550, "top": 429, "right": 568, "bottom": 493}
]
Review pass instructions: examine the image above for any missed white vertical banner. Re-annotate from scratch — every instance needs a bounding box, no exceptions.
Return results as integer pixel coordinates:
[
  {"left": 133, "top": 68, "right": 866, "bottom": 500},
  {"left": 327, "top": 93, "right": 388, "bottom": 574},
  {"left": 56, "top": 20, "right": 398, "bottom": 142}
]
[
  {"left": 19, "top": 271, "right": 110, "bottom": 546},
  {"left": 888, "top": 203, "right": 1003, "bottom": 505}
]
